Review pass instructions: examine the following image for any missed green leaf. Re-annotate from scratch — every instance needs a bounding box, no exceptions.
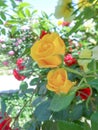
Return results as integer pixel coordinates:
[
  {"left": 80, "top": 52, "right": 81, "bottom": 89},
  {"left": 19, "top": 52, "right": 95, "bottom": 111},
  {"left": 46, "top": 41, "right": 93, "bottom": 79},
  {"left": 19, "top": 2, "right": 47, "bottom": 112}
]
[
  {"left": 11, "top": 26, "right": 17, "bottom": 35},
  {"left": 23, "top": 120, "right": 36, "bottom": 130},
  {"left": 66, "top": 13, "right": 83, "bottom": 36},
  {"left": 1, "top": 99, "right": 6, "bottom": 115},
  {"left": 1, "top": 12, "right": 6, "bottom": 20},
  {"left": 18, "top": 2, "right": 30, "bottom": 9},
  {"left": 10, "top": 0, "right": 17, "bottom": 8},
  {"left": 31, "top": 10, "right": 38, "bottom": 16},
  {"left": 38, "top": 82, "right": 47, "bottom": 95},
  {"left": 91, "top": 111, "right": 98, "bottom": 130},
  {"left": 68, "top": 103, "right": 83, "bottom": 121},
  {"left": 0, "top": 19, "right": 3, "bottom": 24},
  {"left": 83, "top": 121, "right": 91, "bottom": 130},
  {"left": 0, "top": 0, "right": 7, "bottom": 7},
  {"left": 42, "top": 121, "right": 84, "bottom": 130},
  {"left": 34, "top": 100, "right": 51, "bottom": 121},
  {"left": 88, "top": 79, "right": 98, "bottom": 90},
  {"left": 58, "top": 121, "right": 83, "bottom": 130},
  {"left": 49, "top": 92, "right": 75, "bottom": 112},
  {"left": 25, "top": 8, "right": 31, "bottom": 17},
  {"left": 7, "top": 20, "right": 19, "bottom": 24},
  {"left": 52, "top": 109, "right": 69, "bottom": 120},
  {"left": 83, "top": 7, "right": 95, "bottom": 19},
  {"left": 32, "top": 97, "right": 45, "bottom": 107},
  {"left": 29, "top": 78, "right": 39, "bottom": 86},
  {"left": 20, "top": 81, "right": 28, "bottom": 91},
  {"left": 42, "top": 121, "right": 58, "bottom": 130},
  {"left": 1, "top": 28, "right": 6, "bottom": 35},
  {"left": 17, "top": 10, "right": 25, "bottom": 19},
  {"left": 41, "top": 11, "right": 49, "bottom": 18}
]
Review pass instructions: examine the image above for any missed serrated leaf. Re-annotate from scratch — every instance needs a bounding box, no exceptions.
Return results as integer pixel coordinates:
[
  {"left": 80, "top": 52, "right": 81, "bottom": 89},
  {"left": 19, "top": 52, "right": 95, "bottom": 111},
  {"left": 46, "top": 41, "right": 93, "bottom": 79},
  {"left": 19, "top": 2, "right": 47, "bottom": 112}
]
[
  {"left": 34, "top": 100, "right": 51, "bottom": 121},
  {"left": 49, "top": 92, "right": 75, "bottom": 112}
]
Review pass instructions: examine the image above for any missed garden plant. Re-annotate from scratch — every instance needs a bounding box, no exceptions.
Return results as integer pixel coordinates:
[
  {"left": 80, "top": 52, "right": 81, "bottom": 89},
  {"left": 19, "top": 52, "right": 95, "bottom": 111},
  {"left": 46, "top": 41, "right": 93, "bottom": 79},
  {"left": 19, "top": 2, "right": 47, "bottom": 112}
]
[{"left": 0, "top": 0, "right": 98, "bottom": 130}]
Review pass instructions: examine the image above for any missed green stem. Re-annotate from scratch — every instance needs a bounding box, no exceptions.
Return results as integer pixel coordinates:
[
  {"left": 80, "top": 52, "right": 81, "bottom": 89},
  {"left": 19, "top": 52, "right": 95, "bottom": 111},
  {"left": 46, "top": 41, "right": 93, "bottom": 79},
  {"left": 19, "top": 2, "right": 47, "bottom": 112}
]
[{"left": 63, "top": 66, "right": 83, "bottom": 77}]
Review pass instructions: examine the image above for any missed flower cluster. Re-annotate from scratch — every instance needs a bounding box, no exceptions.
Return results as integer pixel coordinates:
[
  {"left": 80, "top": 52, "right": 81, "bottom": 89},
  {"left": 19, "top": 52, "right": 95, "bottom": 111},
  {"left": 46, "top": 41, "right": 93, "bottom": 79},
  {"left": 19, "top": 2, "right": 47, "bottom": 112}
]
[
  {"left": 30, "top": 32, "right": 76, "bottom": 94},
  {"left": 13, "top": 58, "right": 26, "bottom": 81}
]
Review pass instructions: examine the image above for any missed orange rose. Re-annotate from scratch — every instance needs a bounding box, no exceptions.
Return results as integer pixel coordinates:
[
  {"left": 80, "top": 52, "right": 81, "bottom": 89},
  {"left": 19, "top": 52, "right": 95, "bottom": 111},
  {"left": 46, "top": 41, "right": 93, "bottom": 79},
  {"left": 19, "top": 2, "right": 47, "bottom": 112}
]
[
  {"left": 30, "top": 33, "right": 66, "bottom": 68},
  {"left": 46, "top": 68, "right": 75, "bottom": 94}
]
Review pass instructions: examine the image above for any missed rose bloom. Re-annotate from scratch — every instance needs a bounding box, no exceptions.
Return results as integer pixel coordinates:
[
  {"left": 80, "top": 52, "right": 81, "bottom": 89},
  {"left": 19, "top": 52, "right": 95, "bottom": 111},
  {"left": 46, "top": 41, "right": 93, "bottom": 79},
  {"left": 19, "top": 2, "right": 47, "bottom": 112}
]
[
  {"left": 3, "top": 61, "right": 9, "bottom": 66},
  {"left": 13, "top": 69, "right": 26, "bottom": 81},
  {"left": 76, "top": 87, "right": 91, "bottom": 100},
  {"left": 8, "top": 50, "right": 15, "bottom": 56},
  {"left": 1, "top": 44, "right": 6, "bottom": 48},
  {"left": 16, "top": 58, "right": 25, "bottom": 70},
  {"left": 31, "top": 32, "right": 66, "bottom": 68},
  {"left": 0, "top": 113, "right": 12, "bottom": 130},
  {"left": 46, "top": 68, "right": 76, "bottom": 94},
  {"left": 62, "top": 21, "right": 70, "bottom": 26},
  {"left": 40, "top": 30, "right": 48, "bottom": 39},
  {"left": 54, "top": 0, "right": 74, "bottom": 22},
  {"left": 64, "top": 54, "right": 77, "bottom": 66}
]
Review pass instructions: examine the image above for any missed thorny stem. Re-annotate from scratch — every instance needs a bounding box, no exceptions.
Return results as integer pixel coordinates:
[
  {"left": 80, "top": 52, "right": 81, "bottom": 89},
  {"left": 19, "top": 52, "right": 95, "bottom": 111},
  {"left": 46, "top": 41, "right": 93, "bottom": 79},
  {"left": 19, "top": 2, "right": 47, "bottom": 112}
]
[
  {"left": 11, "top": 87, "right": 38, "bottom": 128},
  {"left": 63, "top": 66, "right": 83, "bottom": 77}
]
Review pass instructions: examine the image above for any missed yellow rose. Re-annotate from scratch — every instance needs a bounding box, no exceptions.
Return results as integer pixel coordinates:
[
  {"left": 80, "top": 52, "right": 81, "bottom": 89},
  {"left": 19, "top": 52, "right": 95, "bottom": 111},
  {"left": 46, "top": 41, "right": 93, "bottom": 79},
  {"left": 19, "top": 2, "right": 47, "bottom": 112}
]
[
  {"left": 30, "top": 33, "right": 66, "bottom": 68},
  {"left": 46, "top": 68, "right": 75, "bottom": 94},
  {"left": 54, "top": 0, "right": 74, "bottom": 22}
]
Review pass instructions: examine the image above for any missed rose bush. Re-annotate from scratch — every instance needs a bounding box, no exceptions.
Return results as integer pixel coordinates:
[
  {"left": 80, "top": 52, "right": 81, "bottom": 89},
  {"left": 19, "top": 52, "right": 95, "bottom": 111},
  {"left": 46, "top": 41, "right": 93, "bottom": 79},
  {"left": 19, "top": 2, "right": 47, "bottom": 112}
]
[{"left": 0, "top": 0, "right": 98, "bottom": 130}]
